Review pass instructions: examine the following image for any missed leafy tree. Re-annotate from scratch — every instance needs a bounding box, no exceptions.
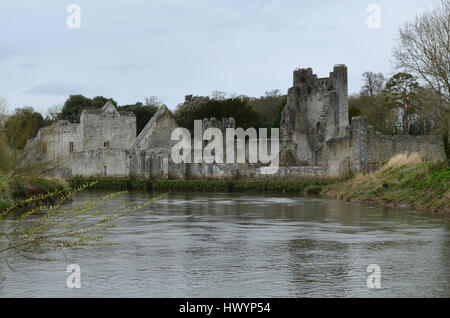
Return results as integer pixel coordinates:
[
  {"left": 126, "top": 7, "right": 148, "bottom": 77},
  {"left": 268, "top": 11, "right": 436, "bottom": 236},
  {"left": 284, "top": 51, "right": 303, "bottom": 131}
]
[
  {"left": 59, "top": 95, "right": 116, "bottom": 123},
  {"left": 351, "top": 72, "right": 399, "bottom": 134},
  {"left": 249, "top": 90, "right": 286, "bottom": 129},
  {"left": 51, "top": 94, "right": 163, "bottom": 135},
  {"left": 4, "top": 107, "right": 44, "bottom": 149},
  {"left": 348, "top": 106, "right": 361, "bottom": 124},
  {"left": 0, "top": 100, "right": 48, "bottom": 175},
  {"left": 91, "top": 96, "right": 116, "bottom": 109},
  {"left": 0, "top": 131, "right": 9, "bottom": 174},
  {"left": 175, "top": 95, "right": 262, "bottom": 132},
  {"left": 350, "top": 93, "right": 398, "bottom": 135},
  {"left": 174, "top": 95, "right": 210, "bottom": 129},
  {"left": 55, "top": 95, "right": 161, "bottom": 134},
  {"left": 118, "top": 102, "right": 158, "bottom": 135},
  {"left": 272, "top": 95, "right": 287, "bottom": 129},
  {"left": 59, "top": 95, "right": 92, "bottom": 123},
  {"left": 351, "top": 70, "right": 445, "bottom": 136}
]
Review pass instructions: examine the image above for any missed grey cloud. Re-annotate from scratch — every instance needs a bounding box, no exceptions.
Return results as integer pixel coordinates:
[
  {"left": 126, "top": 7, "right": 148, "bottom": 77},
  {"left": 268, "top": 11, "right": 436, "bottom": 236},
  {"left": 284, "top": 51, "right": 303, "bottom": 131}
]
[
  {"left": 96, "top": 63, "right": 150, "bottom": 72},
  {"left": 0, "top": 42, "right": 17, "bottom": 61},
  {"left": 24, "top": 82, "right": 104, "bottom": 96},
  {"left": 19, "top": 61, "right": 39, "bottom": 69}
]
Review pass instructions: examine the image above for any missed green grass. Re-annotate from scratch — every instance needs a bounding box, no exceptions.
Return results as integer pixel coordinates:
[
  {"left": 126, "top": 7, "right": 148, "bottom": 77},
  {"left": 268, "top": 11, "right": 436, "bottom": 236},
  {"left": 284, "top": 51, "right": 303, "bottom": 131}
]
[{"left": 323, "top": 161, "right": 450, "bottom": 213}]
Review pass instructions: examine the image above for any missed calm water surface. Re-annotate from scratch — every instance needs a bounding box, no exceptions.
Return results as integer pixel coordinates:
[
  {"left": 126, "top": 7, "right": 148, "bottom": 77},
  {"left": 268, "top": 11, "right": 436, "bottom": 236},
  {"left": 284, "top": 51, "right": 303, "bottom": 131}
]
[{"left": 1, "top": 191, "right": 449, "bottom": 298}]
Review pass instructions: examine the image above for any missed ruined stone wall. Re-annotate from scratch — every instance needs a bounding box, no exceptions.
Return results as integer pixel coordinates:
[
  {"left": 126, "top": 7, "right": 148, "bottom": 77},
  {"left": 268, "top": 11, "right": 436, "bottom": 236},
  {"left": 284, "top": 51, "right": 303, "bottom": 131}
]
[
  {"left": 80, "top": 102, "right": 136, "bottom": 151},
  {"left": 353, "top": 116, "right": 445, "bottom": 171},
  {"left": 326, "top": 116, "right": 446, "bottom": 176},
  {"left": 130, "top": 149, "right": 180, "bottom": 179},
  {"left": 24, "top": 102, "right": 136, "bottom": 177},
  {"left": 23, "top": 120, "right": 81, "bottom": 175},
  {"left": 128, "top": 105, "right": 181, "bottom": 178},
  {"left": 71, "top": 149, "right": 129, "bottom": 177},
  {"left": 25, "top": 120, "right": 81, "bottom": 162},
  {"left": 128, "top": 112, "right": 237, "bottom": 180},
  {"left": 238, "top": 166, "right": 328, "bottom": 179},
  {"left": 326, "top": 133, "right": 353, "bottom": 177}
]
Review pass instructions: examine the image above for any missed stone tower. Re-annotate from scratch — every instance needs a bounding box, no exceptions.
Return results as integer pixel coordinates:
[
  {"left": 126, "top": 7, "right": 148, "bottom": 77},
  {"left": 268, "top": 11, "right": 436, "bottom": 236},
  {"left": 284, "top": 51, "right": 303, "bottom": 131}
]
[{"left": 280, "top": 65, "right": 349, "bottom": 166}]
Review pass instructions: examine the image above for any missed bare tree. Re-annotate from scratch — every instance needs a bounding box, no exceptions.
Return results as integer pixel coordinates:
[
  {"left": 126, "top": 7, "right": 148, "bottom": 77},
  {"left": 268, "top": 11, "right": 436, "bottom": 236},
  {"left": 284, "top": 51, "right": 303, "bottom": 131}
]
[
  {"left": 45, "top": 103, "right": 62, "bottom": 121},
  {"left": 361, "top": 72, "right": 386, "bottom": 97},
  {"left": 0, "top": 96, "right": 8, "bottom": 127},
  {"left": 393, "top": 0, "right": 449, "bottom": 134},
  {"left": 0, "top": 97, "right": 10, "bottom": 174},
  {"left": 144, "top": 96, "right": 162, "bottom": 108},
  {"left": 211, "top": 91, "right": 228, "bottom": 100}
]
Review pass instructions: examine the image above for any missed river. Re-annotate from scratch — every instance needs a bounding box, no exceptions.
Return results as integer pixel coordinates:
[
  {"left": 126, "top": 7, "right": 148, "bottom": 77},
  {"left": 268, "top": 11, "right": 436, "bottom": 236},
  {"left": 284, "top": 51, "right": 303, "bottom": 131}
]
[{"left": 1, "top": 191, "right": 449, "bottom": 297}]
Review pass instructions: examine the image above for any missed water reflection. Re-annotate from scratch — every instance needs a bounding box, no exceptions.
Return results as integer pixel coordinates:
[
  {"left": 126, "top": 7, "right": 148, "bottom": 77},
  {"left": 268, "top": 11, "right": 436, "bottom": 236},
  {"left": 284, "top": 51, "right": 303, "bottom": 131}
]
[{"left": 0, "top": 191, "right": 449, "bottom": 297}]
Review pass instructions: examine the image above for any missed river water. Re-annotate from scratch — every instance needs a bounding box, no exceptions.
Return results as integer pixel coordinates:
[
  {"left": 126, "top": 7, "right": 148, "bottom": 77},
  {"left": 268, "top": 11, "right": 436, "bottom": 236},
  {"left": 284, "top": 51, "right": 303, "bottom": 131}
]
[{"left": 0, "top": 191, "right": 449, "bottom": 298}]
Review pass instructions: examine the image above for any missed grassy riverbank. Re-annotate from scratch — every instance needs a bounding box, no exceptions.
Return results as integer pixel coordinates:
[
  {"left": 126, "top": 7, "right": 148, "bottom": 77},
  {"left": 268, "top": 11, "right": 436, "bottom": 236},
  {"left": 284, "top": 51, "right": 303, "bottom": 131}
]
[
  {"left": 0, "top": 176, "right": 68, "bottom": 211},
  {"left": 68, "top": 177, "right": 339, "bottom": 193},
  {"left": 19, "top": 152, "right": 449, "bottom": 215},
  {"left": 322, "top": 154, "right": 450, "bottom": 214}
]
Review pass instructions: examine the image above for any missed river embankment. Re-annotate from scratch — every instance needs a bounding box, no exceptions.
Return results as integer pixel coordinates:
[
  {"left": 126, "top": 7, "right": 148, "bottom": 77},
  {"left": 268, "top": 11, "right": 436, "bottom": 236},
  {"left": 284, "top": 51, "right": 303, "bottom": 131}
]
[
  {"left": 3, "top": 154, "right": 448, "bottom": 215},
  {"left": 0, "top": 176, "right": 68, "bottom": 212},
  {"left": 322, "top": 156, "right": 449, "bottom": 215},
  {"left": 68, "top": 158, "right": 450, "bottom": 215}
]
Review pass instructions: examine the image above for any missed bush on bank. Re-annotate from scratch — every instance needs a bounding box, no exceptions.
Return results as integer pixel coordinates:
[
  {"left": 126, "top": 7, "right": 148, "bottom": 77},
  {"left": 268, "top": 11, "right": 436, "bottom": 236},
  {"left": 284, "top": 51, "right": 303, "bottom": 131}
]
[{"left": 0, "top": 176, "right": 68, "bottom": 211}]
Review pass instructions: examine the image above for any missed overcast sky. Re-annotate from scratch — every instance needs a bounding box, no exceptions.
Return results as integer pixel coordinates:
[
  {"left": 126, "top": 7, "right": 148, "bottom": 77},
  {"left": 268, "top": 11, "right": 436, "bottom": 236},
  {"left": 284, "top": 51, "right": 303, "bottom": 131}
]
[{"left": 0, "top": 0, "right": 435, "bottom": 114}]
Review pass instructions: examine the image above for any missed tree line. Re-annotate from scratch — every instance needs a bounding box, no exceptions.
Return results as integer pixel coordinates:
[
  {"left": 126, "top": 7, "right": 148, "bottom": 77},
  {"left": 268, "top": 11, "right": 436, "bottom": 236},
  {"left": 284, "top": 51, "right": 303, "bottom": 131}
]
[
  {"left": 0, "top": 90, "right": 287, "bottom": 154},
  {"left": 349, "top": 71, "right": 442, "bottom": 136}
]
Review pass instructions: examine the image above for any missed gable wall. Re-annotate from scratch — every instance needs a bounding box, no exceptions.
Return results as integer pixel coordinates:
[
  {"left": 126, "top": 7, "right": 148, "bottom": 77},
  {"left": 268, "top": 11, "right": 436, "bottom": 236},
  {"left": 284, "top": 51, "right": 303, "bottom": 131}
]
[{"left": 80, "top": 110, "right": 136, "bottom": 151}]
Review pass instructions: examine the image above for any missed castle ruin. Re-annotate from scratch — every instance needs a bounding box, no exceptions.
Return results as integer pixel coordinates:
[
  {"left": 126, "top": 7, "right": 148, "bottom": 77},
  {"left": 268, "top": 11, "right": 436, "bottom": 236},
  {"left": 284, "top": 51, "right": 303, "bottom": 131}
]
[{"left": 24, "top": 65, "right": 446, "bottom": 179}]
